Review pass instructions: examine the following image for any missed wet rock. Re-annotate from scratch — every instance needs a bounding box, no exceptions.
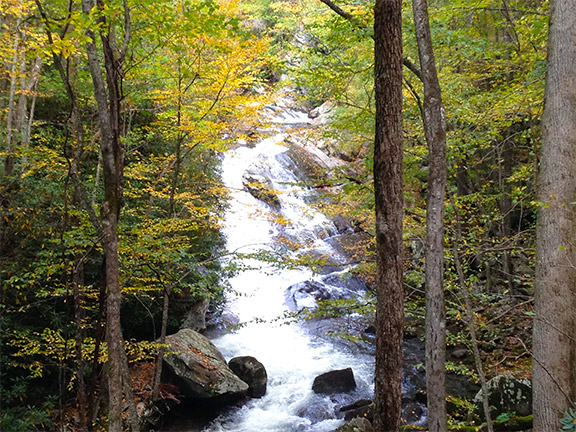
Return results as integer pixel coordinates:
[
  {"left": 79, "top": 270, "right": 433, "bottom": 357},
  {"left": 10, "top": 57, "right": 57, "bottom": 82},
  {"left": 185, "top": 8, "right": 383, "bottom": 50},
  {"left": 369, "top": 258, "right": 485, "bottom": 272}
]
[
  {"left": 332, "top": 417, "right": 373, "bottom": 432},
  {"left": 296, "top": 399, "right": 334, "bottom": 424},
  {"left": 332, "top": 215, "right": 354, "bottom": 234},
  {"left": 163, "top": 329, "right": 248, "bottom": 399},
  {"left": 285, "top": 273, "right": 365, "bottom": 312},
  {"left": 282, "top": 145, "right": 330, "bottom": 184},
  {"left": 402, "top": 400, "right": 426, "bottom": 425},
  {"left": 474, "top": 374, "right": 532, "bottom": 418},
  {"left": 242, "top": 172, "right": 281, "bottom": 208},
  {"left": 285, "top": 280, "right": 339, "bottom": 311},
  {"left": 228, "top": 356, "right": 267, "bottom": 398},
  {"left": 204, "top": 311, "right": 240, "bottom": 339},
  {"left": 339, "top": 399, "right": 373, "bottom": 421},
  {"left": 181, "top": 297, "right": 210, "bottom": 332},
  {"left": 313, "top": 368, "right": 357, "bottom": 395},
  {"left": 309, "top": 101, "right": 334, "bottom": 126},
  {"left": 321, "top": 272, "right": 367, "bottom": 293},
  {"left": 362, "top": 324, "right": 375, "bottom": 340}
]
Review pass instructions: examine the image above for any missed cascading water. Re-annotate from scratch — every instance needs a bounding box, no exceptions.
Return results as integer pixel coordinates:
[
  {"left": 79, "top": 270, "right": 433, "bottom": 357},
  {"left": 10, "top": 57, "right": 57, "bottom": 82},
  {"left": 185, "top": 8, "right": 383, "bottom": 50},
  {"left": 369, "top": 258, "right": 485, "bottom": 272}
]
[{"left": 202, "top": 109, "right": 376, "bottom": 432}]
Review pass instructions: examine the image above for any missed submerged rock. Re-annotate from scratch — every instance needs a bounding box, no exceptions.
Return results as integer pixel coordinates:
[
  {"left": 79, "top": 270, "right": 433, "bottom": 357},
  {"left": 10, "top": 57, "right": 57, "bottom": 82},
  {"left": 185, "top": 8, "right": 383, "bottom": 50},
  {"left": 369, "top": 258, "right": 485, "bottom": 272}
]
[
  {"left": 228, "top": 356, "right": 267, "bottom": 398},
  {"left": 285, "top": 274, "right": 365, "bottom": 312},
  {"left": 242, "top": 172, "right": 281, "bottom": 208},
  {"left": 285, "top": 280, "right": 339, "bottom": 311},
  {"left": 313, "top": 368, "right": 357, "bottom": 395},
  {"left": 163, "top": 329, "right": 248, "bottom": 399}
]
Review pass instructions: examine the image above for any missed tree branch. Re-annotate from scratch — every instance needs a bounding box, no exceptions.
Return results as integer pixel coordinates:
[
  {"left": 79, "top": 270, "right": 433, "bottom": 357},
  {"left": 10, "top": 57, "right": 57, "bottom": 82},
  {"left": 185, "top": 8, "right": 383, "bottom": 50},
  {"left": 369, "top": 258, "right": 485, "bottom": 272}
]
[{"left": 318, "top": 0, "right": 423, "bottom": 81}]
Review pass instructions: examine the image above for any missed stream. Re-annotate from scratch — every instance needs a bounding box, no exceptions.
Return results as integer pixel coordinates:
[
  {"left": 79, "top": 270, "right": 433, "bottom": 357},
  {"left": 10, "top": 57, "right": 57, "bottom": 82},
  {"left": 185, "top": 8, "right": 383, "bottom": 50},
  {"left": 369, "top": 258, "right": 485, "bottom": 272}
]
[
  {"left": 177, "top": 104, "right": 427, "bottom": 431},
  {"left": 205, "top": 109, "right": 374, "bottom": 431}
]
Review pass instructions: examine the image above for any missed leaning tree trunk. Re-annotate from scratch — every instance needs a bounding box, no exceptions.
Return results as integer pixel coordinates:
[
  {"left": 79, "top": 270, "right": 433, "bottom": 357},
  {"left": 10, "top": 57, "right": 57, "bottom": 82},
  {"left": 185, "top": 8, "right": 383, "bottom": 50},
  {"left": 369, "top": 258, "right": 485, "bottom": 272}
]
[
  {"left": 373, "top": 0, "right": 404, "bottom": 431},
  {"left": 533, "top": 0, "right": 576, "bottom": 429},
  {"left": 411, "top": 0, "right": 448, "bottom": 430}
]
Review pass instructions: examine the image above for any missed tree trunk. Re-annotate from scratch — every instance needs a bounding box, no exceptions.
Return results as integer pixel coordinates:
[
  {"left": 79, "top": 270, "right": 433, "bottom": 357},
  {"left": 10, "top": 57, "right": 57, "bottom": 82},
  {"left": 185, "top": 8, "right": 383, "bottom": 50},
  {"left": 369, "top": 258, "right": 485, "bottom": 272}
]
[
  {"left": 373, "top": 0, "right": 404, "bottom": 431},
  {"left": 533, "top": 0, "right": 576, "bottom": 429},
  {"left": 152, "top": 288, "right": 170, "bottom": 401},
  {"left": 81, "top": 0, "right": 130, "bottom": 429},
  {"left": 73, "top": 257, "right": 88, "bottom": 432},
  {"left": 453, "top": 201, "right": 494, "bottom": 432},
  {"left": 3, "top": 23, "right": 20, "bottom": 178},
  {"left": 411, "top": 0, "right": 448, "bottom": 430}
]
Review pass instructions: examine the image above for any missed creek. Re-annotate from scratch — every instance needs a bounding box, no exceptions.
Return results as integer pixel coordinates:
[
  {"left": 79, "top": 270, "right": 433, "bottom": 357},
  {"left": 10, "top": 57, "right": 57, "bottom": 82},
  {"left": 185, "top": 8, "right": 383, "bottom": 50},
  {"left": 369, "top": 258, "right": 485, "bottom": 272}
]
[{"left": 175, "top": 104, "right": 427, "bottom": 431}]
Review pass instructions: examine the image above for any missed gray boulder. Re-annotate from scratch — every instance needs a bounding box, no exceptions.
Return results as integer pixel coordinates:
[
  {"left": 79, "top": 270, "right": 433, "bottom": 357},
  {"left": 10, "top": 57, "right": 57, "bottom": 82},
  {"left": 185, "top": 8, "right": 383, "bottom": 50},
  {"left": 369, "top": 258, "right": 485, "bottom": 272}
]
[
  {"left": 163, "top": 329, "right": 248, "bottom": 399},
  {"left": 228, "top": 356, "right": 267, "bottom": 398},
  {"left": 474, "top": 374, "right": 532, "bottom": 418}
]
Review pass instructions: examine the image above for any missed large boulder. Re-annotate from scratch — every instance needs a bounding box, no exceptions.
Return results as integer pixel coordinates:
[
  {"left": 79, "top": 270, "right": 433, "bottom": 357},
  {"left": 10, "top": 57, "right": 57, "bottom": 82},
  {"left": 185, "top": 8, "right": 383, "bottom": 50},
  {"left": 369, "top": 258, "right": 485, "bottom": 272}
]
[
  {"left": 474, "top": 374, "right": 532, "bottom": 418},
  {"left": 163, "top": 329, "right": 249, "bottom": 399},
  {"left": 228, "top": 356, "right": 267, "bottom": 398},
  {"left": 312, "top": 368, "right": 357, "bottom": 395}
]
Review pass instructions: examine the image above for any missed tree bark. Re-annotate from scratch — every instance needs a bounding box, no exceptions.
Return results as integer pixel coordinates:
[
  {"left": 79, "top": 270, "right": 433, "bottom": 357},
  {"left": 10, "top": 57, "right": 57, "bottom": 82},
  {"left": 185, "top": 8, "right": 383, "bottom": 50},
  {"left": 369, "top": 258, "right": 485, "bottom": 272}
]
[
  {"left": 373, "top": 0, "right": 404, "bottom": 431},
  {"left": 411, "top": 0, "right": 448, "bottom": 430},
  {"left": 533, "top": 0, "right": 576, "bottom": 429},
  {"left": 81, "top": 0, "right": 130, "bottom": 430}
]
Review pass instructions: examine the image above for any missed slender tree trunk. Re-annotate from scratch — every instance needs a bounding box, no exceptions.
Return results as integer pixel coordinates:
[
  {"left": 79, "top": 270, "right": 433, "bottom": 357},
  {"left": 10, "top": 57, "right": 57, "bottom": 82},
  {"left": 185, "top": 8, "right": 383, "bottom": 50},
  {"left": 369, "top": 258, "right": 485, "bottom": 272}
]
[
  {"left": 533, "top": 0, "right": 576, "bottom": 429},
  {"left": 373, "top": 0, "right": 404, "bottom": 430},
  {"left": 3, "top": 24, "right": 20, "bottom": 178},
  {"left": 81, "top": 0, "right": 130, "bottom": 429},
  {"left": 453, "top": 202, "right": 494, "bottom": 432},
  {"left": 73, "top": 257, "right": 88, "bottom": 432},
  {"left": 152, "top": 288, "right": 170, "bottom": 401},
  {"left": 411, "top": 1, "right": 448, "bottom": 430},
  {"left": 499, "top": 138, "right": 514, "bottom": 292},
  {"left": 20, "top": 56, "right": 42, "bottom": 173}
]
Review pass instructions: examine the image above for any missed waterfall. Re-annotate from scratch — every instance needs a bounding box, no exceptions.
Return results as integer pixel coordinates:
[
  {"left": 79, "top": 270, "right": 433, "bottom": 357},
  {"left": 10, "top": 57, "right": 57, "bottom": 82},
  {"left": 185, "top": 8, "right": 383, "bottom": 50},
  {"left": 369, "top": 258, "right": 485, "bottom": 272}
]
[{"left": 202, "top": 111, "right": 375, "bottom": 432}]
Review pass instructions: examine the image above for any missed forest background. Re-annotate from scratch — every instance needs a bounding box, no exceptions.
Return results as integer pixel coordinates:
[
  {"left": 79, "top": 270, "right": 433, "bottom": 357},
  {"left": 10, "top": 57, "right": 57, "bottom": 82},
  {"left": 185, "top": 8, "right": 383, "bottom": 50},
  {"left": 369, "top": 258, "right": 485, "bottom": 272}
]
[{"left": 0, "top": 0, "right": 551, "bottom": 430}]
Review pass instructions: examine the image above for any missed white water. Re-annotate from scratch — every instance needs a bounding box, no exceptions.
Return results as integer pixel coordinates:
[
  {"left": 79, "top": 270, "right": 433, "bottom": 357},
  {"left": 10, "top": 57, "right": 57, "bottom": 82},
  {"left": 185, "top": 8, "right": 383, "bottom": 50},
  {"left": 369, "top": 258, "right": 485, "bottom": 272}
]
[{"left": 203, "top": 123, "right": 374, "bottom": 432}]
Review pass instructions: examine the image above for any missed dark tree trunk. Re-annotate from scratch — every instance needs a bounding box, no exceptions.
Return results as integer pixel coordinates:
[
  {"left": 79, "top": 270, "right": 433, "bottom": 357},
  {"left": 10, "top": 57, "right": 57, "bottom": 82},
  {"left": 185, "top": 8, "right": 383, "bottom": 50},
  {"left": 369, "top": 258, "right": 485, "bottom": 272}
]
[
  {"left": 373, "top": 0, "right": 404, "bottom": 431},
  {"left": 533, "top": 0, "right": 576, "bottom": 429},
  {"left": 411, "top": 0, "right": 448, "bottom": 430}
]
